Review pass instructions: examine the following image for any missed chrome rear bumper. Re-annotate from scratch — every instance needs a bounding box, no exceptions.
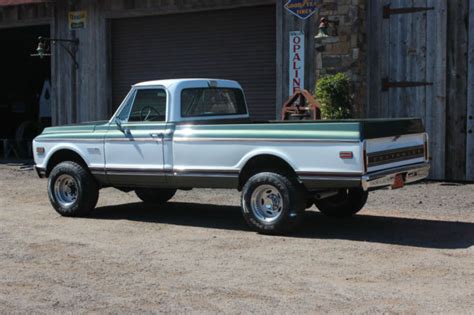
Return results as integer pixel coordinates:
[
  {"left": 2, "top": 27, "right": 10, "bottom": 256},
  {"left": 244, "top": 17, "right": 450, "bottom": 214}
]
[{"left": 361, "top": 162, "right": 430, "bottom": 191}]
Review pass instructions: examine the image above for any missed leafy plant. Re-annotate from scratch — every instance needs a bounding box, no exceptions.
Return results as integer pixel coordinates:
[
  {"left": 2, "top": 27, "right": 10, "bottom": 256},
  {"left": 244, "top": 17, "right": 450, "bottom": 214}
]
[{"left": 315, "top": 73, "right": 353, "bottom": 119}]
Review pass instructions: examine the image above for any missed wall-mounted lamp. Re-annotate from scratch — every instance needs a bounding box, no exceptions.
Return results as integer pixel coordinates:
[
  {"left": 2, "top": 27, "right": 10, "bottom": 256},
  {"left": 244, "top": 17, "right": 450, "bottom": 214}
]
[
  {"left": 31, "top": 36, "right": 80, "bottom": 69},
  {"left": 315, "top": 17, "right": 339, "bottom": 39}
]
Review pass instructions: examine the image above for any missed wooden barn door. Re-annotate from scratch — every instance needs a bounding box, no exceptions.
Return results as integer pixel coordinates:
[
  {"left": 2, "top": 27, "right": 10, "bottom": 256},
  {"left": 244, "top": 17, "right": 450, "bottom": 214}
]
[{"left": 367, "top": 0, "right": 447, "bottom": 180}]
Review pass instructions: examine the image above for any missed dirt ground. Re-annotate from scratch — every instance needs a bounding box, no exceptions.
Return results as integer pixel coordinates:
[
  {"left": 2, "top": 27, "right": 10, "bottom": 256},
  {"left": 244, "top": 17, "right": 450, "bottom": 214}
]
[{"left": 0, "top": 161, "right": 473, "bottom": 314}]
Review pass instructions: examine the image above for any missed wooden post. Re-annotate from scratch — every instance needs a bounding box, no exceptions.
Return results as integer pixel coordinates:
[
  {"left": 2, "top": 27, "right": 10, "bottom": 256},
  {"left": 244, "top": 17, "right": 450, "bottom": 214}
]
[
  {"left": 426, "top": 0, "right": 447, "bottom": 180},
  {"left": 467, "top": 0, "right": 474, "bottom": 181}
]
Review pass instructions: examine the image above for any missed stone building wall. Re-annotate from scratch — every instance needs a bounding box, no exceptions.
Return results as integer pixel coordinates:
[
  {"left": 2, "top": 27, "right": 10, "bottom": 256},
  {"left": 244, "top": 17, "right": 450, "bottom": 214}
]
[{"left": 315, "top": 0, "right": 367, "bottom": 117}]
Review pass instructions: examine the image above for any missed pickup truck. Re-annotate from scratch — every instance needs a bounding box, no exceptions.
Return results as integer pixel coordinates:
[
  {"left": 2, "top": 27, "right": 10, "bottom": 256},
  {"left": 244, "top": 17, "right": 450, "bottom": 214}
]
[{"left": 33, "top": 79, "right": 430, "bottom": 234}]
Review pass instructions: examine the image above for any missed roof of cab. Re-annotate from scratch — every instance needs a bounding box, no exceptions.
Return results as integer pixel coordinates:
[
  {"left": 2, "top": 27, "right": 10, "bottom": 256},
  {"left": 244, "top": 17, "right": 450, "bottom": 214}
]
[{"left": 133, "top": 78, "right": 241, "bottom": 89}]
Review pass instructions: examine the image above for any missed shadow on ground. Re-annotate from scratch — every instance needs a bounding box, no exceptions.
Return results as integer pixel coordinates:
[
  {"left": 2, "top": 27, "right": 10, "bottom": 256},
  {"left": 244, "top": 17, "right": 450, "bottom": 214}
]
[
  {"left": 0, "top": 159, "right": 34, "bottom": 170},
  {"left": 90, "top": 202, "right": 474, "bottom": 249}
]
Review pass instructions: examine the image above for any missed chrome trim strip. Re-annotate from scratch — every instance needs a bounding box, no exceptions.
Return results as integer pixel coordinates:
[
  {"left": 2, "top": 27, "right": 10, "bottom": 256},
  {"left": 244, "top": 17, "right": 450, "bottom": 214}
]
[
  {"left": 174, "top": 173, "right": 239, "bottom": 178},
  {"left": 36, "top": 138, "right": 104, "bottom": 143},
  {"left": 105, "top": 138, "right": 162, "bottom": 143},
  {"left": 296, "top": 171, "right": 364, "bottom": 177},
  {"left": 37, "top": 137, "right": 359, "bottom": 144},
  {"left": 101, "top": 168, "right": 239, "bottom": 177},
  {"left": 299, "top": 176, "right": 360, "bottom": 182},
  {"left": 173, "top": 137, "right": 360, "bottom": 143},
  {"left": 36, "top": 137, "right": 163, "bottom": 143}
]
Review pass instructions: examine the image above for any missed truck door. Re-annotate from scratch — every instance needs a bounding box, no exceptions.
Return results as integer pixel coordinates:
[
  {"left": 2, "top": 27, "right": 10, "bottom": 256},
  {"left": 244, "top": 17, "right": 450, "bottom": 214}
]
[{"left": 105, "top": 87, "right": 168, "bottom": 187}]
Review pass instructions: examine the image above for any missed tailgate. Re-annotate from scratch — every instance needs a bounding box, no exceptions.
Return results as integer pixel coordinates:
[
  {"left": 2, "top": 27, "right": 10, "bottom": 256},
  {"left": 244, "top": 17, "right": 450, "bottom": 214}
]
[{"left": 364, "top": 132, "right": 428, "bottom": 173}]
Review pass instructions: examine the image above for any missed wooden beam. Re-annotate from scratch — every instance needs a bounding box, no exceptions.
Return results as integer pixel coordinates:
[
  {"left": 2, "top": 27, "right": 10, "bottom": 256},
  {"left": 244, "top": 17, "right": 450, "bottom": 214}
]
[
  {"left": 426, "top": 0, "right": 447, "bottom": 180},
  {"left": 446, "top": 0, "right": 468, "bottom": 180},
  {"left": 467, "top": 0, "right": 474, "bottom": 180}
]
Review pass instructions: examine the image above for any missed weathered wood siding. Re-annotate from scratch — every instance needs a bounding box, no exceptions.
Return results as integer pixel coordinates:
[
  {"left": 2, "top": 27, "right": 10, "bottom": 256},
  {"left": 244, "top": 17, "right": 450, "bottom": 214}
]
[
  {"left": 367, "top": 0, "right": 447, "bottom": 180},
  {"left": 446, "top": 0, "right": 468, "bottom": 180},
  {"left": 368, "top": 0, "right": 474, "bottom": 181},
  {"left": 468, "top": 0, "right": 474, "bottom": 181},
  {"left": 0, "top": 2, "right": 51, "bottom": 28},
  {"left": 51, "top": 0, "right": 282, "bottom": 127}
]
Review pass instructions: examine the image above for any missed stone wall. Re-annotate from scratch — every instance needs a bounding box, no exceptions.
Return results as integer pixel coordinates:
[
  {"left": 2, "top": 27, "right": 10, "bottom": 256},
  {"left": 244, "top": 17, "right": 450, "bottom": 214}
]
[{"left": 315, "top": 0, "right": 367, "bottom": 117}]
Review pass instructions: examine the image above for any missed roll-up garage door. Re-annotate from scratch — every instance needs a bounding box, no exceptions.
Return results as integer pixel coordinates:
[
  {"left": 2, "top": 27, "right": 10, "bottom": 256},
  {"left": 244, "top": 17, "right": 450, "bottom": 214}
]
[{"left": 111, "top": 5, "right": 276, "bottom": 120}]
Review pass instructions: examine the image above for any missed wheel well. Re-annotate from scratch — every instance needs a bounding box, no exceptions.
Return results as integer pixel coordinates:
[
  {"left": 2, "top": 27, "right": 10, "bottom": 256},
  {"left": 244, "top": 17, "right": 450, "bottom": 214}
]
[
  {"left": 238, "top": 154, "right": 298, "bottom": 190},
  {"left": 46, "top": 149, "right": 88, "bottom": 177}
]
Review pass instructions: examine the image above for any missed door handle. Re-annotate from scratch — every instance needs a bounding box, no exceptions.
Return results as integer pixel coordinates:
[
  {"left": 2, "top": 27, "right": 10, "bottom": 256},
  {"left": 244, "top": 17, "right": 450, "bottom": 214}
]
[
  {"left": 150, "top": 130, "right": 173, "bottom": 138},
  {"left": 150, "top": 133, "right": 163, "bottom": 138}
]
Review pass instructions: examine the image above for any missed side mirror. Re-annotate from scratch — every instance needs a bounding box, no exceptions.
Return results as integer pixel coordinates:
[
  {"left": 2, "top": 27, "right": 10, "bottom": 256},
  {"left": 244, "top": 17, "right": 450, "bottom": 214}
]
[{"left": 115, "top": 118, "right": 130, "bottom": 135}]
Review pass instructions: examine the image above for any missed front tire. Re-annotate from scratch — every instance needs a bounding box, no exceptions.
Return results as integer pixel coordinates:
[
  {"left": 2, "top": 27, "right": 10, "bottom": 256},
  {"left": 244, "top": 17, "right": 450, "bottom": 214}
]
[
  {"left": 135, "top": 188, "right": 176, "bottom": 204},
  {"left": 314, "top": 188, "right": 368, "bottom": 218},
  {"left": 241, "top": 172, "right": 305, "bottom": 234},
  {"left": 47, "top": 161, "right": 99, "bottom": 217}
]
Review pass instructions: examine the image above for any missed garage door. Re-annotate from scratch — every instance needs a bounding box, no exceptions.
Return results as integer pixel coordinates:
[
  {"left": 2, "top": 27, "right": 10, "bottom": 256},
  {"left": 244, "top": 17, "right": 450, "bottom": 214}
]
[{"left": 111, "top": 5, "right": 276, "bottom": 120}]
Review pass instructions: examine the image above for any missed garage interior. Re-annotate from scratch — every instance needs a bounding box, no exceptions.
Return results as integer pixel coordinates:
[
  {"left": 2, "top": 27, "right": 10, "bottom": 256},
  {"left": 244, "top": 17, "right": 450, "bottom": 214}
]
[
  {"left": 111, "top": 5, "right": 276, "bottom": 120},
  {"left": 0, "top": 24, "right": 51, "bottom": 158}
]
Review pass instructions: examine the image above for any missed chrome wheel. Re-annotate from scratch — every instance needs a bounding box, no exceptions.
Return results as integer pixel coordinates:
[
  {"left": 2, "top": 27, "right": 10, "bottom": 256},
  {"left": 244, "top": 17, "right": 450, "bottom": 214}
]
[
  {"left": 250, "top": 184, "right": 283, "bottom": 223},
  {"left": 53, "top": 174, "right": 78, "bottom": 207}
]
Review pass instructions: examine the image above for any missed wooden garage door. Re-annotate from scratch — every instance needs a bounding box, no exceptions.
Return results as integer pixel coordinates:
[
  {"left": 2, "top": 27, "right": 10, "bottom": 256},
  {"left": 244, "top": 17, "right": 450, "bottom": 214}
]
[{"left": 111, "top": 5, "right": 276, "bottom": 120}]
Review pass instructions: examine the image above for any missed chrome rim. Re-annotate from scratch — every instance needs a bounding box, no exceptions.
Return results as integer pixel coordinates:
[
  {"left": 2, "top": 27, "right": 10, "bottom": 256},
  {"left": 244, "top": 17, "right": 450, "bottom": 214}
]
[
  {"left": 250, "top": 184, "right": 283, "bottom": 223},
  {"left": 53, "top": 174, "right": 78, "bottom": 207}
]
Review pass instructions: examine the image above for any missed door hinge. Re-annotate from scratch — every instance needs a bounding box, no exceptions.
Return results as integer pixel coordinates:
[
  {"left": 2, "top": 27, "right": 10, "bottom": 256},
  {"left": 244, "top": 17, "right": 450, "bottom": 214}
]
[
  {"left": 382, "top": 78, "right": 433, "bottom": 91},
  {"left": 383, "top": 4, "right": 434, "bottom": 19}
]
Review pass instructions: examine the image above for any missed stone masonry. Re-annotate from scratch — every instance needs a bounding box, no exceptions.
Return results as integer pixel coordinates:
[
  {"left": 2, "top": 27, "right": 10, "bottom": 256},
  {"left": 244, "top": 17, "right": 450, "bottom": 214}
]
[{"left": 315, "top": 0, "right": 367, "bottom": 117}]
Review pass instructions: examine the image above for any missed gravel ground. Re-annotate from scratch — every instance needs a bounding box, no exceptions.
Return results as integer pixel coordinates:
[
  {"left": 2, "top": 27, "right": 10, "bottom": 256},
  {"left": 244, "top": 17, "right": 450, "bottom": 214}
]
[{"left": 0, "top": 161, "right": 473, "bottom": 314}]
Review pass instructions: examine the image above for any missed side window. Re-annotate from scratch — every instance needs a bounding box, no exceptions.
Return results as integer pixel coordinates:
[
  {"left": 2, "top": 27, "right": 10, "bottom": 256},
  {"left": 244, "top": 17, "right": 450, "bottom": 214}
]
[
  {"left": 116, "top": 90, "right": 135, "bottom": 121},
  {"left": 181, "top": 88, "right": 247, "bottom": 117},
  {"left": 123, "top": 89, "right": 167, "bottom": 122}
]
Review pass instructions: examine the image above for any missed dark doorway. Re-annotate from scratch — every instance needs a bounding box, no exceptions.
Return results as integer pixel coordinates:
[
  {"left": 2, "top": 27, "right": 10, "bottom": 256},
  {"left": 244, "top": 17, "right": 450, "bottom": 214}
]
[{"left": 0, "top": 24, "right": 51, "bottom": 157}]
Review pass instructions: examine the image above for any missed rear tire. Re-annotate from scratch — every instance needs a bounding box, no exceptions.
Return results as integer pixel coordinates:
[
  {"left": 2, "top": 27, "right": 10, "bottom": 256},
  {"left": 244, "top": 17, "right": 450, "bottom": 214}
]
[
  {"left": 135, "top": 188, "right": 176, "bottom": 204},
  {"left": 47, "top": 161, "right": 99, "bottom": 217},
  {"left": 241, "top": 172, "right": 305, "bottom": 234},
  {"left": 314, "top": 188, "right": 368, "bottom": 218}
]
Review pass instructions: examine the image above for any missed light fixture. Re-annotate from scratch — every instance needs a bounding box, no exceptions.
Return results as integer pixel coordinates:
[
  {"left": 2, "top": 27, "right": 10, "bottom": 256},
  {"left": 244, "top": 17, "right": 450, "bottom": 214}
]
[{"left": 31, "top": 36, "right": 80, "bottom": 68}]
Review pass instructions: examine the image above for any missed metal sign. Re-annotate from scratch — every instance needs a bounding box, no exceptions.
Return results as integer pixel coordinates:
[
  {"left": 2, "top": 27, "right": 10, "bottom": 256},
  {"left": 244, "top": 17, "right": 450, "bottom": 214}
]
[
  {"left": 68, "top": 10, "right": 87, "bottom": 30},
  {"left": 289, "top": 31, "right": 305, "bottom": 96},
  {"left": 285, "top": 0, "right": 321, "bottom": 20}
]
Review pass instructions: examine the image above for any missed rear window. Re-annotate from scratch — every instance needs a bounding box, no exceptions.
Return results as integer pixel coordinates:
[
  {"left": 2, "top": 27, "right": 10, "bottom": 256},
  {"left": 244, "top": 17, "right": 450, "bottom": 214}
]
[{"left": 181, "top": 88, "right": 247, "bottom": 117}]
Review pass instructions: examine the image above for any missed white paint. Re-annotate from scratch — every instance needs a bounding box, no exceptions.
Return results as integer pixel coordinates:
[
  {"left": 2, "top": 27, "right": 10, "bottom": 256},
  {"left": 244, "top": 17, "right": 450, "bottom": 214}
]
[
  {"left": 289, "top": 31, "right": 305, "bottom": 96},
  {"left": 113, "top": 79, "right": 249, "bottom": 124}
]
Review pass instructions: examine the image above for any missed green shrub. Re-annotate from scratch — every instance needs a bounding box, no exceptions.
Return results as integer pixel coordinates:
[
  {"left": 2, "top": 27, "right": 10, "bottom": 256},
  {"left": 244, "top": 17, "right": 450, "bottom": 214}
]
[{"left": 315, "top": 73, "right": 353, "bottom": 119}]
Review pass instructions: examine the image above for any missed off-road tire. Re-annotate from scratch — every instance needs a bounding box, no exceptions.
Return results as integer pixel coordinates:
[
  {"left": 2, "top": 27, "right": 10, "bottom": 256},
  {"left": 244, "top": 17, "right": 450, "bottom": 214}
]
[
  {"left": 47, "top": 161, "right": 99, "bottom": 217},
  {"left": 314, "top": 188, "right": 368, "bottom": 218},
  {"left": 135, "top": 188, "right": 176, "bottom": 204},
  {"left": 241, "top": 172, "right": 305, "bottom": 234}
]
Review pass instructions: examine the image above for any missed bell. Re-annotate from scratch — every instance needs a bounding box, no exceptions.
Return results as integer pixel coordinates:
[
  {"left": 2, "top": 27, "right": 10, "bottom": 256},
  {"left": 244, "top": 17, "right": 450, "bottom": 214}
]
[{"left": 315, "top": 17, "right": 330, "bottom": 39}]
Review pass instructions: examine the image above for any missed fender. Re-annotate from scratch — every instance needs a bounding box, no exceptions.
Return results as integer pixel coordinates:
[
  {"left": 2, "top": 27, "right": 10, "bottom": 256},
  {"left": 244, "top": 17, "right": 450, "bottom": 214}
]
[{"left": 236, "top": 148, "right": 298, "bottom": 172}]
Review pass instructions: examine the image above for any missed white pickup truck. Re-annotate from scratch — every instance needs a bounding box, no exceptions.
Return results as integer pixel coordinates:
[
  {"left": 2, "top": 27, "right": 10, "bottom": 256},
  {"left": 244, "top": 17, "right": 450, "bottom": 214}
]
[{"left": 33, "top": 79, "right": 430, "bottom": 234}]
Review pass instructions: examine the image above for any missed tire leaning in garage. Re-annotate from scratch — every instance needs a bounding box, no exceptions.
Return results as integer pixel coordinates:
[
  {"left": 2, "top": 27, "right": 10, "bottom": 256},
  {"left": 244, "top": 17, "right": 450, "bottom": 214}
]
[
  {"left": 241, "top": 172, "right": 305, "bottom": 234},
  {"left": 314, "top": 188, "right": 368, "bottom": 218},
  {"left": 47, "top": 161, "right": 99, "bottom": 217},
  {"left": 135, "top": 188, "right": 176, "bottom": 204}
]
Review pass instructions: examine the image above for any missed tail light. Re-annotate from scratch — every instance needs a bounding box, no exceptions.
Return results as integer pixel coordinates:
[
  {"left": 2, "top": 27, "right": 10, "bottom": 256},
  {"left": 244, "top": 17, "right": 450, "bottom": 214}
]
[{"left": 362, "top": 140, "right": 368, "bottom": 173}]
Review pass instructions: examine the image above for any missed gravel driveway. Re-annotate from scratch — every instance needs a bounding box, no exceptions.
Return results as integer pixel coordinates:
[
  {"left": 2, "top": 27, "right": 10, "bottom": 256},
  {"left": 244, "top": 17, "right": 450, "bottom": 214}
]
[{"left": 1, "top": 161, "right": 473, "bottom": 314}]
